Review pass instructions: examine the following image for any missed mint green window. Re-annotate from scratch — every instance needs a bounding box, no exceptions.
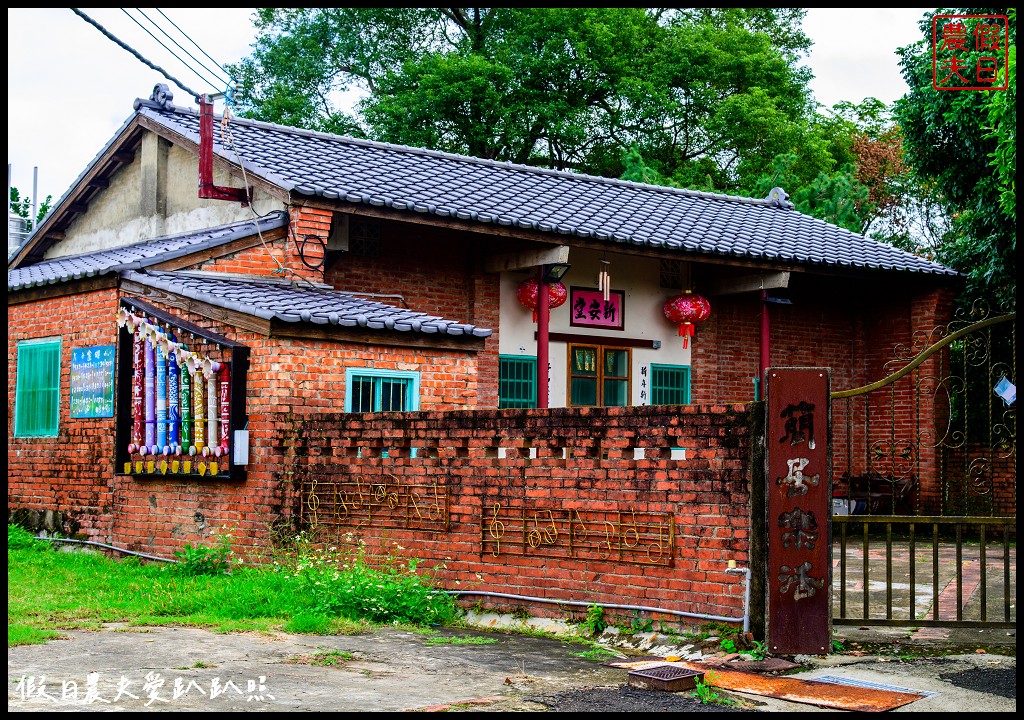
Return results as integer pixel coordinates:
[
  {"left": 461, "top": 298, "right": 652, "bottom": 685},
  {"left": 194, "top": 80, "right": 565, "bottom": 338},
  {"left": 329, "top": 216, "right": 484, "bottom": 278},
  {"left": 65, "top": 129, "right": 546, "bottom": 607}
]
[
  {"left": 345, "top": 368, "right": 420, "bottom": 412},
  {"left": 650, "top": 364, "right": 690, "bottom": 405},
  {"left": 499, "top": 355, "right": 537, "bottom": 408},
  {"left": 15, "top": 338, "right": 62, "bottom": 437}
]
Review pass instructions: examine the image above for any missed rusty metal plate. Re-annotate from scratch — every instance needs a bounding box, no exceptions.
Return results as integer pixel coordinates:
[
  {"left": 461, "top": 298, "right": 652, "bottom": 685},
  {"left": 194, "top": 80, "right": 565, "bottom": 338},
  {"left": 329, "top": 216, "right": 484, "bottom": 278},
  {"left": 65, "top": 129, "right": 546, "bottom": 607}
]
[
  {"left": 627, "top": 664, "right": 704, "bottom": 692},
  {"left": 683, "top": 663, "right": 926, "bottom": 712},
  {"left": 765, "top": 367, "right": 832, "bottom": 656}
]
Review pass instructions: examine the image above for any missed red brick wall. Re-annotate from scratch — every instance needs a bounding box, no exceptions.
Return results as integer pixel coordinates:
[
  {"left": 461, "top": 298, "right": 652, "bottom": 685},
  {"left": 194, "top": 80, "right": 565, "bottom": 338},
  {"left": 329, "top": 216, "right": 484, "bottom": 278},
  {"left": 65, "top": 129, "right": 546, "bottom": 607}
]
[
  {"left": 284, "top": 404, "right": 756, "bottom": 625},
  {"left": 7, "top": 289, "right": 484, "bottom": 557}
]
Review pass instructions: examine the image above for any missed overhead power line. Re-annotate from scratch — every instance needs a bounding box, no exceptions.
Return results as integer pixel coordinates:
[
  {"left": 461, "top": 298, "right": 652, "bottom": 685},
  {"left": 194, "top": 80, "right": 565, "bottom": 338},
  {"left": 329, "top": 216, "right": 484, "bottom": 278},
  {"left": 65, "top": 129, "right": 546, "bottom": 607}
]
[
  {"left": 71, "top": 7, "right": 203, "bottom": 101},
  {"left": 127, "top": 8, "right": 232, "bottom": 92},
  {"left": 155, "top": 8, "right": 236, "bottom": 86}
]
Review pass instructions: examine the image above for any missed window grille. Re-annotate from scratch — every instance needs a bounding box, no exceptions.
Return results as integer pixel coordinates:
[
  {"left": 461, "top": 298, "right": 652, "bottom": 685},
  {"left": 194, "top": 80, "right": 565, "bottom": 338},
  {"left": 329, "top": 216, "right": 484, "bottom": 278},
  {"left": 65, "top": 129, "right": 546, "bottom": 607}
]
[
  {"left": 499, "top": 356, "right": 537, "bottom": 408},
  {"left": 650, "top": 364, "right": 690, "bottom": 405}
]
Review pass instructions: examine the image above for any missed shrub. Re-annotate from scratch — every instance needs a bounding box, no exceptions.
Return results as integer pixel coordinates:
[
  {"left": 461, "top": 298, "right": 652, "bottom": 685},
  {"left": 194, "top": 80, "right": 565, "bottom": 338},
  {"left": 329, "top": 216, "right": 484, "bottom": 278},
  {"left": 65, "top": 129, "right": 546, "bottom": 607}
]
[
  {"left": 173, "top": 531, "right": 233, "bottom": 576},
  {"left": 7, "top": 524, "right": 50, "bottom": 552}
]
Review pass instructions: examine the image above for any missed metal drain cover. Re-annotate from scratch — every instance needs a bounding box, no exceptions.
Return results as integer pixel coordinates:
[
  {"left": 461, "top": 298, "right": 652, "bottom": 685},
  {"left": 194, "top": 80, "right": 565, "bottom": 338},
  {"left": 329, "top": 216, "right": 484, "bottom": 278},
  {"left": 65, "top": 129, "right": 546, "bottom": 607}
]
[{"left": 627, "top": 664, "right": 704, "bottom": 692}]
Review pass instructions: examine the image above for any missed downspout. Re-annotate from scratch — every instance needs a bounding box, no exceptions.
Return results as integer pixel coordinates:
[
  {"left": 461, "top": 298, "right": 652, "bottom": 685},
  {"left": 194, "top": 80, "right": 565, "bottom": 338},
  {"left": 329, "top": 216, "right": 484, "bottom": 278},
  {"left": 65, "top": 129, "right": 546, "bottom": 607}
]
[
  {"left": 197, "top": 95, "right": 252, "bottom": 206},
  {"left": 536, "top": 267, "right": 550, "bottom": 408}
]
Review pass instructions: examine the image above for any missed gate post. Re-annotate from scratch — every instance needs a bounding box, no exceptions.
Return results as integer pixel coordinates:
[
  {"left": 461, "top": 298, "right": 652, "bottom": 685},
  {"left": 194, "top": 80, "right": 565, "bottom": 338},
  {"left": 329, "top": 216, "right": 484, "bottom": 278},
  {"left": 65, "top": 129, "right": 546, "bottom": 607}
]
[{"left": 765, "top": 367, "right": 832, "bottom": 655}]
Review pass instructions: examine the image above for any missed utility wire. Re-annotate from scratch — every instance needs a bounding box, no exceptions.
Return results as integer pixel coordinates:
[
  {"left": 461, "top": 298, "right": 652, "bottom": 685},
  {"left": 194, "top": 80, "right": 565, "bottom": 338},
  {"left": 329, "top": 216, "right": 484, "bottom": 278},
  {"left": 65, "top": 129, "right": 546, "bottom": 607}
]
[
  {"left": 135, "top": 8, "right": 233, "bottom": 90},
  {"left": 155, "top": 8, "right": 237, "bottom": 86},
  {"left": 71, "top": 7, "right": 202, "bottom": 101},
  {"left": 120, "top": 8, "right": 224, "bottom": 93}
]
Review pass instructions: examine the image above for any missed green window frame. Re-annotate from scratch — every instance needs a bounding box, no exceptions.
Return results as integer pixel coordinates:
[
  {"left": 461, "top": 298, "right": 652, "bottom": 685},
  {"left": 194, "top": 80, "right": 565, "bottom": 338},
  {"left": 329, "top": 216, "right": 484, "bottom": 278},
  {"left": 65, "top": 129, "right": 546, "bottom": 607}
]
[
  {"left": 499, "top": 355, "right": 537, "bottom": 408},
  {"left": 344, "top": 368, "right": 420, "bottom": 412},
  {"left": 15, "top": 337, "right": 62, "bottom": 437},
  {"left": 650, "top": 364, "right": 691, "bottom": 405}
]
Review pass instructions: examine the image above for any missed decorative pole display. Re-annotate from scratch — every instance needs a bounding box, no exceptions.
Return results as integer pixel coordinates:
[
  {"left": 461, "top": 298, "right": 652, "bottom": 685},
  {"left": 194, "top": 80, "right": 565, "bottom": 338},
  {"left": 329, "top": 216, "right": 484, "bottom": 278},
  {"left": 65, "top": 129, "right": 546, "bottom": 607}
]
[
  {"left": 155, "top": 333, "right": 168, "bottom": 455},
  {"left": 218, "top": 363, "right": 231, "bottom": 459},
  {"left": 117, "top": 309, "right": 237, "bottom": 475},
  {"left": 192, "top": 361, "right": 206, "bottom": 457},
  {"left": 205, "top": 362, "right": 219, "bottom": 457},
  {"left": 129, "top": 330, "right": 145, "bottom": 454},
  {"left": 144, "top": 328, "right": 156, "bottom": 455},
  {"left": 180, "top": 345, "right": 193, "bottom": 454},
  {"left": 167, "top": 333, "right": 181, "bottom": 455},
  {"left": 663, "top": 290, "right": 711, "bottom": 349}
]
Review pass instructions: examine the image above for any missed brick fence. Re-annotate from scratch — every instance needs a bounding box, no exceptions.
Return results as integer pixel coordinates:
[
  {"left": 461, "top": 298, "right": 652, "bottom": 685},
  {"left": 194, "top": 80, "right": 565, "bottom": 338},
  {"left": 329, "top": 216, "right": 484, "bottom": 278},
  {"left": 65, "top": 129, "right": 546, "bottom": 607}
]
[{"left": 283, "top": 403, "right": 763, "bottom": 629}]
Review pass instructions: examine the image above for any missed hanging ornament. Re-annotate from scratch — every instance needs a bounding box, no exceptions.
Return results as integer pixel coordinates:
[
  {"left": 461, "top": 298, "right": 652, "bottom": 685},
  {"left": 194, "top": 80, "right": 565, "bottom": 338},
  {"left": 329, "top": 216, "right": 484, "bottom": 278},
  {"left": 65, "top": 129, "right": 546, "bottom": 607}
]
[
  {"left": 516, "top": 277, "right": 568, "bottom": 321},
  {"left": 597, "top": 256, "right": 611, "bottom": 302},
  {"left": 663, "top": 290, "right": 711, "bottom": 349}
]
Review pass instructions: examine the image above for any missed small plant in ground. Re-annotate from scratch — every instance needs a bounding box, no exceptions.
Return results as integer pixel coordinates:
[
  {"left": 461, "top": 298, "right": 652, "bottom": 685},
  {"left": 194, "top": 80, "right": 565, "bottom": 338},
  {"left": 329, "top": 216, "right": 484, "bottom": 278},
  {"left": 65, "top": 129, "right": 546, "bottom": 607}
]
[
  {"left": 580, "top": 604, "right": 607, "bottom": 637},
  {"left": 831, "top": 638, "right": 846, "bottom": 654},
  {"left": 571, "top": 646, "right": 617, "bottom": 661},
  {"left": 173, "top": 529, "right": 234, "bottom": 576},
  {"left": 720, "top": 638, "right": 738, "bottom": 654},
  {"left": 423, "top": 635, "right": 498, "bottom": 646},
  {"left": 286, "top": 649, "right": 353, "bottom": 667},
  {"left": 690, "top": 673, "right": 733, "bottom": 706},
  {"left": 511, "top": 606, "right": 531, "bottom": 621},
  {"left": 283, "top": 611, "right": 333, "bottom": 635},
  {"left": 627, "top": 610, "right": 653, "bottom": 634},
  {"left": 747, "top": 639, "right": 768, "bottom": 661}
]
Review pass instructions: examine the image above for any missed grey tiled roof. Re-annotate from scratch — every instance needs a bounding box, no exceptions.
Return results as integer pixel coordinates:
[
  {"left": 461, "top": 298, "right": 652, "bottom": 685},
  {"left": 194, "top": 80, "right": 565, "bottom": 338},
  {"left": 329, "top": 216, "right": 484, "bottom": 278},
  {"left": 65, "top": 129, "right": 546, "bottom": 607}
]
[
  {"left": 136, "top": 100, "right": 958, "bottom": 278},
  {"left": 123, "top": 270, "right": 492, "bottom": 338},
  {"left": 8, "top": 212, "right": 288, "bottom": 291}
]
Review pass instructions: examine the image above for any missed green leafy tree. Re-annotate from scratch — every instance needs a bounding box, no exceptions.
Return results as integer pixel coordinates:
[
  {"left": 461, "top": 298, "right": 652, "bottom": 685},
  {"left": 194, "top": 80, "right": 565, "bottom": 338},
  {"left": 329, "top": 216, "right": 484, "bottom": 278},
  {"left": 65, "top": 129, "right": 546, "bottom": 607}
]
[
  {"left": 229, "top": 8, "right": 815, "bottom": 184},
  {"left": 893, "top": 7, "right": 1016, "bottom": 304},
  {"left": 9, "top": 186, "right": 52, "bottom": 231}
]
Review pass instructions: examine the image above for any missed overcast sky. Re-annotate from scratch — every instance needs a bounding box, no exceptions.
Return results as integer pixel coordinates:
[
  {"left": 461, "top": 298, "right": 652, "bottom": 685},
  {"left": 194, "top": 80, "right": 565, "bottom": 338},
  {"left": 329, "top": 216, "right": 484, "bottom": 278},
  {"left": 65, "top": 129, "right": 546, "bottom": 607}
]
[{"left": 7, "top": 7, "right": 934, "bottom": 208}]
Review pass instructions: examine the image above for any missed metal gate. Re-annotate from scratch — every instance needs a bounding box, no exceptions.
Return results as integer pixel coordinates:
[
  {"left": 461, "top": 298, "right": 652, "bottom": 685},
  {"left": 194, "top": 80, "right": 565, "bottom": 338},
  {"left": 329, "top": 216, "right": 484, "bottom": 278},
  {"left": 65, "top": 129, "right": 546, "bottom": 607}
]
[{"left": 829, "top": 303, "right": 1016, "bottom": 629}]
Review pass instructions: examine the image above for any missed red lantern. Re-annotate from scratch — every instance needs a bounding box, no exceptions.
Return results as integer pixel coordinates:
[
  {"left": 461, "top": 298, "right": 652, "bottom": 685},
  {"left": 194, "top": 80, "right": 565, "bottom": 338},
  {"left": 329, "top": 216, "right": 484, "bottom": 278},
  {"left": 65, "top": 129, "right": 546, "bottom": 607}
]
[
  {"left": 663, "top": 291, "right": 711, "bottom": 349},
  {"left": 516, "top": 278, "right": 568, "bottom": 321}
]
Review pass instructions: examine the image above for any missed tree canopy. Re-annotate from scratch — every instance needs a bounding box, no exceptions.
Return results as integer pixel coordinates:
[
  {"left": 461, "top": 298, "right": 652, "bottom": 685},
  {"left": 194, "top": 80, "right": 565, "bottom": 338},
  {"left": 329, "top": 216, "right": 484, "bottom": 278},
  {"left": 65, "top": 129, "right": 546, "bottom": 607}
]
[
  {"left": 230, "top": 8, "right": 821, "bottom": 189},
  {"left": 893, "top": 7, "right": 1016, "bottom": 305},
  {"left": 229, "top": 8, "right": 1015, "bottom": 305}
]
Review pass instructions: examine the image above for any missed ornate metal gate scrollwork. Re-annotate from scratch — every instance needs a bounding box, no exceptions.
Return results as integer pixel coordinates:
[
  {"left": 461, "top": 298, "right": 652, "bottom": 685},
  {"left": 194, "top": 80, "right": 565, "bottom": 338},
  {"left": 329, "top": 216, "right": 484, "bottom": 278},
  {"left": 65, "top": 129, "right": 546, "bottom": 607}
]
[{"left": 832, "top": 301, "right": 1015, "bottom": 518}]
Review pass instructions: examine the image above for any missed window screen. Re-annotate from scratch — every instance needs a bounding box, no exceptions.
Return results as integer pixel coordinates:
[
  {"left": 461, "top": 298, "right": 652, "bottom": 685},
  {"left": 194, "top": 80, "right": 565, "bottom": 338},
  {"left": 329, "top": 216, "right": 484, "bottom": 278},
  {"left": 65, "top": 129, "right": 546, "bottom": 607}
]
[{"left": 15, "top": 338, "right": 61, "bottom": 437}]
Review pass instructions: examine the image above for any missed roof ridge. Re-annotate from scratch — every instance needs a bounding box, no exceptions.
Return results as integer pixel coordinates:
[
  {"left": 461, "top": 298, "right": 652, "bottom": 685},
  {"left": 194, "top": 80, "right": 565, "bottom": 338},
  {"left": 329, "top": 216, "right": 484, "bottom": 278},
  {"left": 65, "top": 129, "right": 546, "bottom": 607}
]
[{"left": 150, "top": 101, "right": 793, "bottom": 210}]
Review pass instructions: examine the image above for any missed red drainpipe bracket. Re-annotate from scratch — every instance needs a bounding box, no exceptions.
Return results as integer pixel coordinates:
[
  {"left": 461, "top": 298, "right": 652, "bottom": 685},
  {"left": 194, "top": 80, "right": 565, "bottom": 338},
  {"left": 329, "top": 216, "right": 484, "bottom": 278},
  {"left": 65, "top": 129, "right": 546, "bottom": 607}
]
[{"left": 197, "top": 95, "right": 253, "bottom": 206}]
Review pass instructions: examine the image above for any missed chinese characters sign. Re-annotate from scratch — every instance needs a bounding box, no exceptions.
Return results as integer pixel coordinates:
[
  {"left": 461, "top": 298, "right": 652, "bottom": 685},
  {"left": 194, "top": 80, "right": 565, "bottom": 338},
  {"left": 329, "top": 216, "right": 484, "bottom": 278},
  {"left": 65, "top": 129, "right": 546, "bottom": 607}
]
[
  {"left": 70, "top": 346, "right": 116, "bottom": 418},
  {"left": 570, "top": 288, "right": 624, "bottom": 330},
  {"left": 766, "top": 368, "right": 831, "bottom": 655},
  {"left": 932, "top": 14, "right": 1009, "bottom": 90}
]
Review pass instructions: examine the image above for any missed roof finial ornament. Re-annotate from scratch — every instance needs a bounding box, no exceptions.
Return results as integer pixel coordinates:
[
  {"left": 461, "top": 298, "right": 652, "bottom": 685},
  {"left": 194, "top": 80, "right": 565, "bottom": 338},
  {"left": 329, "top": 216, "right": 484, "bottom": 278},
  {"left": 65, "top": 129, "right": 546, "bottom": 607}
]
[
  {"left": 765, "top": 187, "right": 791, "bottom": 209},
  {"left": 149, "top": 83, "right": 174, "bottom": 110}
]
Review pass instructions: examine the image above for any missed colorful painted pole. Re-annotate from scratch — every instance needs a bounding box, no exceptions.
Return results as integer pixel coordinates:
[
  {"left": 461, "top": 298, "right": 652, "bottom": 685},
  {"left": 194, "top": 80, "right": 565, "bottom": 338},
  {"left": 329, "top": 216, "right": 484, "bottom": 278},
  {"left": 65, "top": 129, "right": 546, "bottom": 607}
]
[
  {"left": 205, "top": 367, "right": 218, "bottom": 457},
  {"left": 180, "top": 347, "right": 193, "bottom": 453},
  {"left": 192, "top": 365, "right": 205, "bottom": 457},
  {"left": 167, "top": 335, "right": 181, "bottom": 455},
  {"left": 155, "top": 336, "right": 168, "bottom": 455},
  {"left": 218, "top": 363, "right": 231, "bottom": 459},
  {"left": 129, "top": 331, "right": 145, "bottom": 454},
  {"left": 144, "top": 331, "right": 156, "bottom": 455}
]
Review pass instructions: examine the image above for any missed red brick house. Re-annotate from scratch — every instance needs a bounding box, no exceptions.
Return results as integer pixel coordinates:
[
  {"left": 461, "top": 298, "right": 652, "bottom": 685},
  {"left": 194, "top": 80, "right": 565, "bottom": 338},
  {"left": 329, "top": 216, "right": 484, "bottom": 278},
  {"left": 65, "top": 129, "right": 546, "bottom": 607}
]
[{"left": 8, "top": 85, "right": 960, "bottom": 557}]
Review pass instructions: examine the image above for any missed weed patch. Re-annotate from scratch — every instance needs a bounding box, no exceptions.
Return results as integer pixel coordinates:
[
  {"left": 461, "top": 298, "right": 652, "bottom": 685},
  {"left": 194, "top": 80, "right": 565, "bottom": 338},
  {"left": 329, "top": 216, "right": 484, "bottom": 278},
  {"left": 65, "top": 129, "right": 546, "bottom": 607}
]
[{"left": 423, "top": 635, "right": 499, "bottom": 646}]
